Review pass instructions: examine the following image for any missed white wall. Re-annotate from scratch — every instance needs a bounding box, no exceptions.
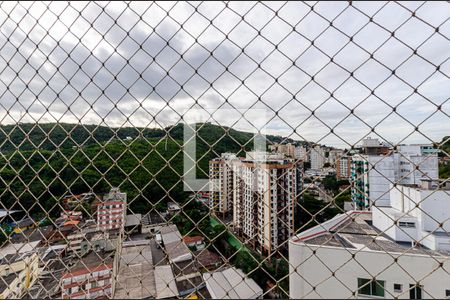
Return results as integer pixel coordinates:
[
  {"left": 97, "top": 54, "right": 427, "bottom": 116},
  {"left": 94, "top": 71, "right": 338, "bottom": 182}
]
[
  {"left": 372, "top": 207, "right": 418, "bottom": 243},
  {"left": 368, "top": 156, "right": 395, "bottom": 207},
  {"left": 289, "top": 241, "right": 450, "bottom": 299},
  {"left": 420, "top": 190, "right": 450, "bottom": 232}
]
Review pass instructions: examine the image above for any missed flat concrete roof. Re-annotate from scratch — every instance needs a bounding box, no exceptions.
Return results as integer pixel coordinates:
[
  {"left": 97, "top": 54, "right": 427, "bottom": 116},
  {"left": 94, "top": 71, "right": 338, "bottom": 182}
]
[
  {"left": 203, "top": 267, "right": 263, "bottom": 299},
  {"left": 114, "top": 243, "right": 156, "bottom": 299},
  {"left": 154, "top": 265, "right": 179, "bottom": 299},
  {"left": 0, "top": 241, "right": 40, "bottom": 259},
  {"left": 125, "top": 214, "right": 142, "bottom": 227},
  {"left": 160, "top": 225, "right": 192, "bottom": 263}
]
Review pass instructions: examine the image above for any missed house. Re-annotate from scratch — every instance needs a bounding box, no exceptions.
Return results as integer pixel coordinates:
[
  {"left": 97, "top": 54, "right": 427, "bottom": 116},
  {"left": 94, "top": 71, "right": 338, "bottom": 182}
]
[
  {"left": 167, "top": 202, "right": 181, "bottom": 215},
  {"left": 194, "top": 249, "right": 222, "bottom": 271},
  {"left": 160, "top": 225, "right": 192, "bottom": 263},
  {"left": 12, "top": 217, "right": 36, "bottom": 234},
  {"left": 183, "top": 236, "right": 205, "bottom": 250},
  {"left": 10, "top": 225, "right": 53, "bottom": 246}
]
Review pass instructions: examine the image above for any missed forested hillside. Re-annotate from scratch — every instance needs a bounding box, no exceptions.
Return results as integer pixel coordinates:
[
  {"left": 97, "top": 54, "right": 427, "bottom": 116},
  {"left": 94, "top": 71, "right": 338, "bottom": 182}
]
[{"left": 0, "top": 122, "right": 297, "bottom": 216}]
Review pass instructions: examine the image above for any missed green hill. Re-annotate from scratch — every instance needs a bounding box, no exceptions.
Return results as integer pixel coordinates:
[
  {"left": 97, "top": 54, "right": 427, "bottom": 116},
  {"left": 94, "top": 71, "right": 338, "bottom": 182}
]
[
  {"left": 0, "top": 122, "right": 298, "bottom": 153},
  {"left": 0, "top": 122, "right": 300, "bottom": 216}
]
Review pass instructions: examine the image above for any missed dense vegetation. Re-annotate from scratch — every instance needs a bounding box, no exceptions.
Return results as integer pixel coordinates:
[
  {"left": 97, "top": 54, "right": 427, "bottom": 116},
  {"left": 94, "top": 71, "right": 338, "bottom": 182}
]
[
  {"left": 437, "top": 136, "right": 450, "bottom": 178},
  {"left": 0, "top": 122, "right": 296, "bottom": 153},
  {"left": 0, "top": 122, "right": 292, "bottom": 217}
]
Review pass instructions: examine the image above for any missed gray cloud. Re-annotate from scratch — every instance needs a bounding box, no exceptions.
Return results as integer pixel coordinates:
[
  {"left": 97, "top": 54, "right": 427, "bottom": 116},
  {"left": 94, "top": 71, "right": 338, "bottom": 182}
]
[{"left": 0, "top": 1, "right": 448, "bottom": 147}]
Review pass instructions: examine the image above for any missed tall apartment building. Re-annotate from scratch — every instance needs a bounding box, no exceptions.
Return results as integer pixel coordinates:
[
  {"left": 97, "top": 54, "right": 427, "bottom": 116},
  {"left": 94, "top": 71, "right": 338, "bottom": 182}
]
[
  {"left": 233, "top": 152, "right": 301, "bottom": 256},
  {"left": 289, "top": 179, "right": 450, "bottom": 299},
  {"left": 97, "top": 188, "right": 127, "bottom": 231},
  {"left": 295, "top": 146, "right": 309, "bottom": 162},
  {"left": 327, "top": 149, "right": 344, "bottom": 167},
  {"left": 350, "top": 145, "right": 438, "bottom": 209},
  {"left": 360, "top": 137, "right": 391, "bottom": 155},
  {"left": 310, "top": 145, "right": 325, "bottom": 170},
  {"left": 269, "top": 143, "right": 296, "bottom": 158},
  {"left": 336, "top": 155, "right": 351, "bottom": 180},
  {"left": 209, "top": 153, "right": 239, "bottom": 217}
]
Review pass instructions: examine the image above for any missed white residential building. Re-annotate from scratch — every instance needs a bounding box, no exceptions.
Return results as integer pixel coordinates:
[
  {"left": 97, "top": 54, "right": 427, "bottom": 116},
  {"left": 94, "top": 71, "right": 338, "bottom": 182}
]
[
  {"left": 233, "top": 152, "right": 300, "bottom": 256},
  {"left": 350, "top": 145, "right": 438, "bottom": 209},
  {"left": 295, "top": 146, "right": 309, "bottom": 162},
  {"left": 209, "top": 153, "right": 239, "bottom": 216},
  {"left": 373, "top": 179, "right": 450, "bottom": 251},
  {"left": 328, "top": 149, "right": 344, "bottom": 166},
  {"left": 289, "top": 209, "right": 450, "bottom": 299},
  {"left": 310, "top": 145, "right": 325, "bottom": 170}
]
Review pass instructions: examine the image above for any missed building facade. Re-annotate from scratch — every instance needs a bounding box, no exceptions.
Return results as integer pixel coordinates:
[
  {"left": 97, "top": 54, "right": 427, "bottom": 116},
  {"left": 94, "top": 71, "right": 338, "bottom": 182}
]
[
  {"left": 373, "top": 179, "right": 450, "bottom": 251},
  {"left": 0, "top": 252, "right": 40, "bottom": 299},
  {"left": 289, "top": 210, "right": 450, "bottom": 299},
  {"left": 350, "top": 145, "right": 438, "bottom": 209},
  {"left": 209, "top": 153, "right": 238, "bottom": 217},
  {"left": 295, "top": 145, "right": 309, "bottom": 162},
  {"left": 61, "top": 252, "right": 114, "bottom": 299},
  {"left": 310, "top": 145, "right": 325, "bottom": 170},
  {"left": 96, "top": 188, "right": 126, "bottom": 231},
  {"left": 269, "top": 143, "right": 296, "bottom": 158},
  {"left": 233, "top": 152, "right": 300, "bottom": 256},
  {"left": 336, "top": 155, "right": 351, "bottom": 180},
  {"left": 328, "top": 149, "right": 344, "bottom": 167}
]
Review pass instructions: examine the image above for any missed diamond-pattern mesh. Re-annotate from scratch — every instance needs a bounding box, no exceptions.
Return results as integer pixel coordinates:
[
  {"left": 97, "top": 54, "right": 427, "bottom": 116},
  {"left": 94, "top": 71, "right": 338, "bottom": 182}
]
[{"left": 0, "top": 1, "right": 449, "bottom": 299}]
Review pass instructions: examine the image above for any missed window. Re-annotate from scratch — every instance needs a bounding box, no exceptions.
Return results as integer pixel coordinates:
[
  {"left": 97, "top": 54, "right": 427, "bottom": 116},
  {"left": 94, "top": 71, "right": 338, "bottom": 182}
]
[
  {"left": 410, "top": 284, "right": 422, "bottom": 299},
  {"left": 358, "top": 278, "right": 385, "bottom": 297},
  {"left": 398, "top": 221, "right": 415, "bottom": 228},
  {"left": 446, "top": 290, "right": 450, "bottom": 299},
  {"left": 394, "top": 284, "right": 402, "bottom": 293}
]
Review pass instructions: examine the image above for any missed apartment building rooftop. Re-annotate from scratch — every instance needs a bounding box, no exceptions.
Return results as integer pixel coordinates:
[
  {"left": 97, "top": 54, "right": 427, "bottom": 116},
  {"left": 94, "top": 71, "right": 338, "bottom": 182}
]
[
  {"left": 0, "top": 251, "right": 36, "bottom": 265},
  {"left": 62, "top": 251, "right": 114, "bottom": 279},
  {"left": 294, "top": 211, "right": 450, "bottom": 257}
]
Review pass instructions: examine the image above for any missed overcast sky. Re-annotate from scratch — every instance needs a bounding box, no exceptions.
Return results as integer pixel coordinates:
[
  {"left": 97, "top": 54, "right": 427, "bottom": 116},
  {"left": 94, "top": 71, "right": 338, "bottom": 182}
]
[{"left": 0, "top": 1, "right": 448, "bottom": 148}]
